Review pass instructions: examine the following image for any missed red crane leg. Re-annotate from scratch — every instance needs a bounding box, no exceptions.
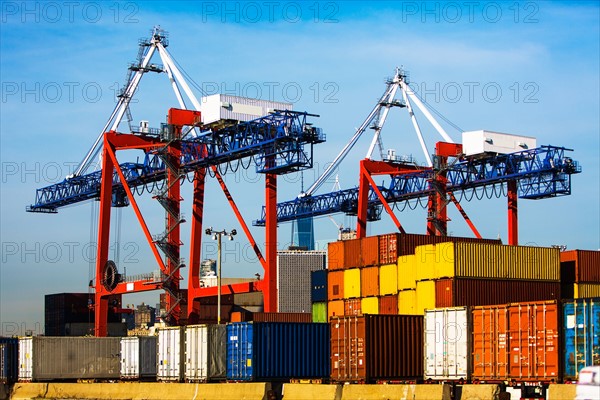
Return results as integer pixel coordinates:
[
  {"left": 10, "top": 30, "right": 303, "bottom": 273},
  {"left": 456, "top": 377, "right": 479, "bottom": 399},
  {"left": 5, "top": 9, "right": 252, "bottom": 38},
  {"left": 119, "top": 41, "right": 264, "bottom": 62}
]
[
  {"left": 264, "top": 173, "right": 277, "bottom": 312},
  {"left": 507, "top": 180, "right": 518, "bottom": 245},
  {"left": 187, "top": 168, "right": 206, "bottom": 323},
  {"left": 362, "top": 168, "right": 406, "bottom": 234},
  {"left": 356, "top": 161, "right": 370, "bottom": 239},
  {"left": 448, "top": 192, "right": 482, "bottom": 238},
  {"left": 94, "top": 137, "right": 114, "bottom": 337}
]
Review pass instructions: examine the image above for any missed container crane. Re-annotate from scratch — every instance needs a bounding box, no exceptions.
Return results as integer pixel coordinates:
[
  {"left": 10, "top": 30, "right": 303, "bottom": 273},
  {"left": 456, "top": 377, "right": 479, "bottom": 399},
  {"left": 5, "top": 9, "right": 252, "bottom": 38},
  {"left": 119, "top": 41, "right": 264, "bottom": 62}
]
[
  {"left": 27, "top": 27, "right": 325, "bottom": 335},
  {"left": 254, "top": 68, "right": 581, "bottom": 245}
]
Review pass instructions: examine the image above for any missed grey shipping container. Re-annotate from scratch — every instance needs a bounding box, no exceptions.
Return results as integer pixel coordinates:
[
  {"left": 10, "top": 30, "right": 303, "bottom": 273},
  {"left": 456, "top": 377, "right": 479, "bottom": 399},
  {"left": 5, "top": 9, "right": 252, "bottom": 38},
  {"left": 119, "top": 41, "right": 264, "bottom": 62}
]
[
  {"left": 120, "top": 336, "right": 157, "bottom": 380},
  {"left": 185, "top": 324, "right": 226, "bottom": 382},
  {"left": 25, "top": 337, "right": 120, "bottom": 381}
]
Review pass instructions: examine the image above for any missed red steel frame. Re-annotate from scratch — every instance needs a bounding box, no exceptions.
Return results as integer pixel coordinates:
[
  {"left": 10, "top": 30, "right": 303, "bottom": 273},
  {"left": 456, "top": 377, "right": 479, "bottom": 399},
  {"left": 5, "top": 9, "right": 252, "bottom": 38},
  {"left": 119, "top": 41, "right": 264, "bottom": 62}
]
[
  {"left": 355, "top": 142, "right": 517, "bottom": 244},
  {"left": 94, "top": 108, "right": 274, "bottom": 336}
]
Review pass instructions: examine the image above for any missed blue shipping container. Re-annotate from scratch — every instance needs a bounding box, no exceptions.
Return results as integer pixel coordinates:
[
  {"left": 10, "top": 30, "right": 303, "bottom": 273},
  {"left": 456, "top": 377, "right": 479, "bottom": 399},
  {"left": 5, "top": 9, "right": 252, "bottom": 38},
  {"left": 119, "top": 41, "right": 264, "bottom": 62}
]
[
  {"left": 311, "top": 270, "right": 327, "bottom": 303},
  {"left": 226, "top": 322, "right": 330, "bottom": 381},
  {"left": 0, "top": 338, "right": 18, "bottom": 383},
  {"left": 563, "top": 298, "right": 600, "bottom": 381}
]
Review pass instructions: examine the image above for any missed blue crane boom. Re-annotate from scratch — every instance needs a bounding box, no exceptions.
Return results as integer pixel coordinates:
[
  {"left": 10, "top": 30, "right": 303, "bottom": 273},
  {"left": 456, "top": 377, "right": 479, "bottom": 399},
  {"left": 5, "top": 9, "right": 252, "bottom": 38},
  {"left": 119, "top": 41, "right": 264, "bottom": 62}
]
[
  {"left": 27, "top": 110, "right": 325, "bottom": 213},
  {"left": 253, "top": 145, "right": 581, "bottom": 225}
]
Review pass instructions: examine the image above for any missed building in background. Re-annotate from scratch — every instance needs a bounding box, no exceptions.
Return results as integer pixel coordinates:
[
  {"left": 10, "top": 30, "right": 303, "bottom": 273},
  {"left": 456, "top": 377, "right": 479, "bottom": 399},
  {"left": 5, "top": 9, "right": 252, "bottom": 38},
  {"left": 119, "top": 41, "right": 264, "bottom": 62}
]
[{"left": 277, "top": 250, "right": 326, "bottom": 312}]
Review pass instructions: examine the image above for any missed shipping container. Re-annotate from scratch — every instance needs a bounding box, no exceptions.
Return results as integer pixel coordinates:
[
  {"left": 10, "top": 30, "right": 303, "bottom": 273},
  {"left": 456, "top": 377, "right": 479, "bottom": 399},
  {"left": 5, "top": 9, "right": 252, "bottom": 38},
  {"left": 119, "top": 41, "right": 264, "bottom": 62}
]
[
  {"left": 343, "top": 238, "right": 362, "bottom": 269},
  {"left": 435, "top": 278, "right": 561, "bottom": 308},
  {"left": 575, "top": 283, "right": 600, "bottom": 298},
  {"left": 328, "top": 270, "right": 344, "bottom": 300},
  {"left": 344, "top": 298, "right": 362, "bottom": 316},
  {"left": 251, "top": 312, "right": 312, "bottom": 323},
  {"left": 398, "top": 233, "right": 502, "bottom": 257},
  {"left": 397, "top": 254, "right": 416, "bottom": 290},
  {"left": 120, "top": 336, "right": 157, "bottom": 380},
  {"left": 379, "top": 264, "right": 398, "bottom": 295},
  {"left": 561, "top": 250, "right": 600, "bottom": 283},
  {"left": 226, "top": 322, "right": 330, "bottom": 381},
  {"left": 462, "top": 130, "right": 536, "bottom": 156},
  {"left": 312, "top": 302, "right": 327, "bottom": 323},
  {"left": 328, "top": 241, "right": 345, "bottom": 270},
  {"left": 18, "top": 337, "right": 32, "bottom": 381},
  {"left": 17, "top": 337, "right": 120, "bottom": 381},
  {"left": 416, "top": 280, "right": 436, "bottom": 315},
  {"left": 343, "top": 268, "right": 361, "bottom": 299},
  {"left": 379, "top": 295, "right": 398, "bottom": 315},
  {"left": 415, "top": 244, "right": 437, "bottom": 281},
  {"left": 472, "top": 301, "right": 560, "bottom": 382},
  {"left": 379, "top": 233, "right": 399, "bottom": 265},
  {"left": 562, "top": 298, "right": 600, "bottom": 381},
  {"left": 424, "top": 307, "right": 470, "bottom": 381},
  {"left": 200, "top": 94, "right": 292, "bottom": 126},
  {"left": 330, "top": 315, "right": 423, "bottom": 382},
  {"left": 185, "top": 324, "right": 226, "bottom": 382},
  {"left": 0, "top": 338, "right": 18, "bottom": 383},
  {"left": 360, "top": 236, "right": 380, "bottom": 267},
  {"left": 328, "top": 300, "right": 344, "bottom": 320},
  {"left": 361, "top": 297, "right": 379, "bottom": 314},
  {"left": 311, "top": 269, "right": 328, "bottom": 303},
  {"left": 361, "top": 266, "right": 379, "bottom": 297},
  {"left": 157, "top": 326, "right": 185, "bottom": 381},
  {"left": 434, "top": 242, "right": 560, "bottom": 281},
  {"left": 398, "top": 290, "right": 418, "bottom": 315}
]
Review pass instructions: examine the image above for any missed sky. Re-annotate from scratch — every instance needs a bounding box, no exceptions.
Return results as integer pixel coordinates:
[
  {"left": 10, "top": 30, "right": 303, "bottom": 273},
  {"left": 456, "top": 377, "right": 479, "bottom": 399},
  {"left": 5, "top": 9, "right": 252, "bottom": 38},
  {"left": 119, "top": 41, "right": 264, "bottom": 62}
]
[{"left": 1, "top": 1, "right": 599, "bottom": 334}]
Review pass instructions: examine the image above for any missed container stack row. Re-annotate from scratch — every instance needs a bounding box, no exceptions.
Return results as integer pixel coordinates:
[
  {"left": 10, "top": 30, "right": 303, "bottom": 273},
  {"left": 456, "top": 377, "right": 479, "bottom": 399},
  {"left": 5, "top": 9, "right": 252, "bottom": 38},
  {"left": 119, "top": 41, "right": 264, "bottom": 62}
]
[{"left": 560, "top": 249, "right": 600, "bottom": 298}]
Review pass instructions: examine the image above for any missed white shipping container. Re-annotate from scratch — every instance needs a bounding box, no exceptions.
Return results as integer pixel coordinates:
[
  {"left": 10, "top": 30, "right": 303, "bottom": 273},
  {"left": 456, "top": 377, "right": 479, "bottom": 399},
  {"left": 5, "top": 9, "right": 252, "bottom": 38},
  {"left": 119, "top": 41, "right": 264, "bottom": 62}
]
[
  {"left": 120, "top": 336, "right": 157, "bottom": 380},
  {"left": 200, "top": 94, "right": 293, "bottom": 127},
  {"left": 185, "top": 324, "right": 226, "bottom": 382},
  {"left": 18, "top": 337, "right": 32, "bottom": 381},
  {"left": 157, "top": 326, "right": 184, "bottom": 381},
  {"left": 424, "top": 307, "right": 470, "bottom": 380},
  {"left": 462, "top": 130, "right": 536, "bottom": 156}
]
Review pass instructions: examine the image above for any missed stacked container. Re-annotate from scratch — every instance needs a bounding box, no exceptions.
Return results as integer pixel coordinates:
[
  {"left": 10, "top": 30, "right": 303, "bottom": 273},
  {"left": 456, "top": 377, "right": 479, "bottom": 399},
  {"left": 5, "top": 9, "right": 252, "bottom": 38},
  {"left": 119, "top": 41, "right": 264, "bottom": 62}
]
[
  {"left": 560, "top": 250, "right": 600, "bottom": 298},
  {"left": 226, "top": 322, "right": 330, "bottom": 381},
  {"left": 120, "top": 336, "right": 157, "bottom": 380}
]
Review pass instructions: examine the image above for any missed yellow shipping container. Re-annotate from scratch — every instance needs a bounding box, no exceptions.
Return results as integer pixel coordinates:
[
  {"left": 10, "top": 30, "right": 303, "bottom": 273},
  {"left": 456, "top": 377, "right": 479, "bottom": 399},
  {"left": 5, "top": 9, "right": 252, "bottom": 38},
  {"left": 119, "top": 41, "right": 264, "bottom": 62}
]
[
  {"left": 575, "top": 283, "right": 600, "bottom": 298},
  {"left": 415, "top": 244, "right": 437, "bottom": 281},
  {"left": 343, "top": 268, "right": 361, "bottom": 299},
  {"left": 398, "top": 289, "right": 418, "bottom": 315},
  {"left": 361, "top": 297, "right": 379, "bottom": 314},
  {"left": 434, "top": 242, "right": 560, "bottom": 281},
  {"left": 398, "top": 255, "right": 416, "bottom": 290},
  {"left": 416, "top": 280, "right": 436, "bottom": 315},
  {"left": 379, "top": 263, "right": 398, "bottom": 295}
]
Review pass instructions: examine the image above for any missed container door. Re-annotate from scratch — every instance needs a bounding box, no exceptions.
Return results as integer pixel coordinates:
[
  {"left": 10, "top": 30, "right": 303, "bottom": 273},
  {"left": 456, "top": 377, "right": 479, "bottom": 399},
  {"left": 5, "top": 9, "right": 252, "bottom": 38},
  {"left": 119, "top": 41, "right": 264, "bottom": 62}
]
[
  {"left": 185, "top": 325, "right": 208, "bottom": 381},
  {"left": 330, "top": 316, "right": 366, "bottom": 381},
  {"left": 120, "top": 337, "right": 140, "bottom": 379},
  {"left": 472, "top": 306, "right": 508, "bottom": 380},
  {"left": 425, "top": 308, "right": 469, "bottom": 380},
  {"left": 227, "top": 323, "right": 253, "bottom": 380},
  {"left": 158, "top": 328, "right": 182, "bottom": 381},
  {"left": 18, "top": 337, "right": 32, "bottom": 381}
]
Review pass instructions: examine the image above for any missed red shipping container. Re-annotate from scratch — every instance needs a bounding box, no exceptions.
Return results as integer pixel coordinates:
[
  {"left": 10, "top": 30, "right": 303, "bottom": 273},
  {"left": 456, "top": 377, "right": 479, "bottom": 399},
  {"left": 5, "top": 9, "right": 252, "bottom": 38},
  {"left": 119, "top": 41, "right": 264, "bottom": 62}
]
[
  {"left": 360, "top": 236, "right": 380, "bottom": 267},
  {"left": 398, "top": 233, "right": 502, "bottom": 256},
  {"left": 379, "top": 233, "right": 399, "bottom": 265},
  {"left": 344, "top": 299, "right": 362, "bottom": 316},
  {"left": 328, "top": 271, "right": 345, "bottom": 300},
  {"left": 435, "top": 278, "right": 561, "bottom": 308},
  {"left": 330, "top": 315, "right": 423, "bottom": 382},
  {"left": 561, "top": 249, "right": 600, "bottom": 283},
  {"left": 472, "top": 301, "right": 560, "bottom": 382},
  {"left": 343, "top": 239, "right": 362, "bottom": 269},
  {"left": 378, "top": 295, "right": 398, "bottom": 315}
]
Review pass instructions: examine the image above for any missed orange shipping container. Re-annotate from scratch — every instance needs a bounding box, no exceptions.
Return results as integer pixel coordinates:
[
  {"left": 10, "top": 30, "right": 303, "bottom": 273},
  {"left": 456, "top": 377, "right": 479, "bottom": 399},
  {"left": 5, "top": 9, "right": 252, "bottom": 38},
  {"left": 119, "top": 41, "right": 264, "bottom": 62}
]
[
  {"left": 328, "top": 270, "right": 345, "bottom": 300},
  {"left": 328, "top": 241, "right": 345, "bottom": 270},
  {"left": 360, "top": 236, "right": 380, "bottom": 267},
  {"left": 344, "top": 239, "right": 362, "bottom": 269},
  {"left": 561, "top": 249, "right": 600, "bottom": 283},
  {"left": 472, "top": 301, "right": 560, "bottom": 382},
  {"left": 361, "top": 266, "right": 379, "bottom": 297},
  {"left": 344, "top": 298, "right": 362, "bottom": 316},
  {"left": 379, "top": 295, "right": 398, "bottom": 315},
  {"left": 328, "top": 300, "right": 344, "bottom": 319}
]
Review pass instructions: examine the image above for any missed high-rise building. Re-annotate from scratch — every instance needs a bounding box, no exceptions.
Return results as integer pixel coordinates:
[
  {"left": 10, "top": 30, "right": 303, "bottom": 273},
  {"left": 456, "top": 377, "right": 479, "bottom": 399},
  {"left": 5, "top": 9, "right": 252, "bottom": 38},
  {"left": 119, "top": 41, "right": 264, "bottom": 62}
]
[{"left": 277, "top": 250, "right": 326, "bottom": 312}]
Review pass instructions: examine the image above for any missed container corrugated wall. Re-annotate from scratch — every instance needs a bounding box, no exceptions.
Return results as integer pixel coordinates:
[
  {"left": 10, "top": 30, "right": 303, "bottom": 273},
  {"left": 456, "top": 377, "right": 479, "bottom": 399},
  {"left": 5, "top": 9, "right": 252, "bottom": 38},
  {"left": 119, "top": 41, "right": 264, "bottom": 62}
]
[
  {"left": 472, "top": 301, "right": 560, "bottom": 382},
  {"left": 28, "top": 337, "right": 120, "bottom": 381},
  {"left": 361, "top": 297, "right": 379, "bottom": 314},
  {"left": 360, "top": 236, "right": 379, "bottom": 267},
  {"left": 185, "top": 324, "right": 226, "bottom": 382},
  {"left": 343, "top": 239, "right": 362, "bottom": 269},
  {"left": 398, "top": 233, "right": 502, "bottom": 256},
  {"left": 361, "top": 266, "right": 379, "bottom": 297},
  {"left": 435, "top": 278, "right": 561, "bottom": 308},
  {"left": 562, "top": 298, "right": 600, "bottom": 381},
  {"left": 561, "top": 250, "right": 600, "bottom": 282},
  {"left": 252, "top": 312, "right": 312, "bottom": 323},
  {"left": 379, "top": 233, "right": 399, "bottom": 265},
  {"left": 344, "top": 299, "right": 362, "bottom": 316},
  {"left": 398, "top": 255, "right": 416, "bottom": 290},
  {"left": 343, "top": 268, "right": 361, "bottom": 299},
  {"left": 575, "top": 283, "right": 600, "bottom": 298},
  {"left": 157, "top": 326, "right": 184, "bottom": 381},
  {"left": 328, "top": 241, "right": 345, "bottom": 270},
  {"left": 120, "top": 336, "right": 157, "bottom": 380},
  {"left": 226, "top": 322, "right": 330, "bottom": 381},
  {"left": 312, "top": 302, "right": 327, "bottom": 323},
  {"left": 328, "top": 270, "right": 344, "bottom": 300},
  {"left": 424, "top": 307, "right": 470, "bottom": 380},
  {"left": 378, "top": 295, "right": 398, "bottom": 315},
  {"left": 379, "top": 264, "right": 398, "bottom": 295},
  {"left": 18, "top": 337, "right": 32, "bottom": 381},
  {"left": 0, "top": 338, "right": 18, "bottom": 383},
  {"left": 330, "top": 315, "right": 423, "bottom": 382},
  {"left": 311, "top": 269, "right": 328, "bottom": 302}
]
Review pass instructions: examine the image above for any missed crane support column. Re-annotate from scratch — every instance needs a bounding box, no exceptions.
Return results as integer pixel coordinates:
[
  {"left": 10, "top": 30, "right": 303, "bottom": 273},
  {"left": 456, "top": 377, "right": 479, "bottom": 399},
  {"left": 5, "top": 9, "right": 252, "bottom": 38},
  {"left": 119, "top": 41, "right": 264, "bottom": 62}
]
[
  {"left": 356, "top": 162, "right": 371, "bottom": 238},
  {"left": 187, "top": 168, "right": 206, "bottom": 323},
  {"left": 264, "top": 172, "right": 278, "bottom": 312},
  {"left": 507, "top": 180, "right": 518, "bottom": 245},
  {"left": 94, "top": 137, "right": 115, "bottom": 337}
]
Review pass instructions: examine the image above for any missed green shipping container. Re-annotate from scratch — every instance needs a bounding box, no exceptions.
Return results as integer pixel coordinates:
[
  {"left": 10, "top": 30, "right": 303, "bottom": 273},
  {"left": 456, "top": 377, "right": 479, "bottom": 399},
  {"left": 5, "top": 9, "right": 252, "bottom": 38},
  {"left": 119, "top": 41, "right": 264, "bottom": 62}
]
[{"left": 312, "top": 302, "right": 327, "bottom": 323}]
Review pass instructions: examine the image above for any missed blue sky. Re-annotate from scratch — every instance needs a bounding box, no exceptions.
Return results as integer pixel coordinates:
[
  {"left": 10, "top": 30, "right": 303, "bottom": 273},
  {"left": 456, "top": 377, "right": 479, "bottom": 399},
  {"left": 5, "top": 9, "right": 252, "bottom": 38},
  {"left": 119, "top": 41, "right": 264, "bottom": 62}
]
[{"left": 1, "top": 1, "right": 598, "bottom": 334}]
